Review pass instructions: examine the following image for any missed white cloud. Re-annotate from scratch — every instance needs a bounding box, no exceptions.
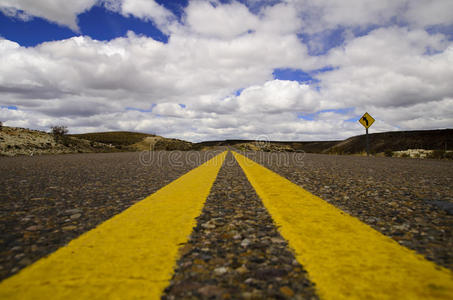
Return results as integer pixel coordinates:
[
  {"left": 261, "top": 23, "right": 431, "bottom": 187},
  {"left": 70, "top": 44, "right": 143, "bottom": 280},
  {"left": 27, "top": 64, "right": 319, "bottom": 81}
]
[
  {"left": 291, "top": 0, "right": 453, "bottom": 34},
  {"left": 293, "top": 0, "right": 403, "bottom": 34},
  {"left": 1, "top": 1, "right": 453, "bottom": 141},
  {"left": 404, "top": 0, "right": 453, "bottom": 28},
  {"left": 0, "top": 0, "right": 176, "bottom": 33},
  {"left": 0, "top": 0, "right": 96, "bottom": 31},
  {"left": 320, "top": 27, "right": 453, "bottom": 109},
  {"left": 103, "top": 0, "right": 176, "bottom": 34},
  {"left": 258, "top": 2, "right": 302, "bottom": 35},
  {"left": 0, "top": 6, "right": 32, "bottom": 21},
  {"left": 236, "top": 80, "right": 320, "bottom": 114},
  {"left": 184, "top": 1, "right": 259, "bottom": 39}
]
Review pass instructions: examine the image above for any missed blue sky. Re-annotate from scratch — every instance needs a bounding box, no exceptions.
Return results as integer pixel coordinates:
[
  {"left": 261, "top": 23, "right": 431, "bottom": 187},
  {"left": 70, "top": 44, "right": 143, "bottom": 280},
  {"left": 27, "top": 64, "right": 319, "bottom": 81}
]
[
  {"left": 1, "top": 0, "right": 452, "bottom": 141},
  {"left": 0, "top": 3, "right": 170, "bottom": 46}
]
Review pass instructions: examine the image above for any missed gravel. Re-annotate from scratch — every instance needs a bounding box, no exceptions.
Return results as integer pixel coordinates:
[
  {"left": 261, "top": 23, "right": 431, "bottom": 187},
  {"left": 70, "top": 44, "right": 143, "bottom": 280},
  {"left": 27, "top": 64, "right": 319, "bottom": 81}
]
[
  {"left": 3, "top": 149, "right": 451, "bottom": 298},
  {"left": 0, "top": 151, "right": 218, "bottom": 280},
  {"left": 241, "top": 151, "right": 453, "bottom": 270},
  {"left": 163, "top": 152, "right": 318, "bottom": 300}
]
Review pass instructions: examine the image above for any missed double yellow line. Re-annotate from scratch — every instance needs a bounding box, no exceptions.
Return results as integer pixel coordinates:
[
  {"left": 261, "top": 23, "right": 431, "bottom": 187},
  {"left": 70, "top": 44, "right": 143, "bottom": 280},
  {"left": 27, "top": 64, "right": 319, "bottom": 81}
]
[
  {"left": 233, "top": 152, "right": 453, "bottom": 300},
  {"left": 1, "top": 151, "right": 452, "bottom": 299}
]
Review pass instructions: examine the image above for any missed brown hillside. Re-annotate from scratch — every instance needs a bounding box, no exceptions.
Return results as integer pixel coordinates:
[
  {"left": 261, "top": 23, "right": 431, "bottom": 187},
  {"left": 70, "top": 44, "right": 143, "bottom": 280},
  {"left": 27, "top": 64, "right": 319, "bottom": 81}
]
[
  {"left": 1, "top": 127, "right": 116, "bottom": 156},
  {"left": 72, "top": 131, "right": 193, "bottom": 151},
  {"left": 326, "top": 129, "right": 453, "bottom": 154}
]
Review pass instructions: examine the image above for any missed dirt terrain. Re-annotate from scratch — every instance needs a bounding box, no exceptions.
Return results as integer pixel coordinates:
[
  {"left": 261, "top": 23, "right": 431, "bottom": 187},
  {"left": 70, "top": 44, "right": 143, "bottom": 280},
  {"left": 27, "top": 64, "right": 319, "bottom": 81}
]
[
  {"left": 0, "top": 127, "right": 115, "bottom": 156},
  {"left": 0, "top": 127, "right": 193, "bottom": 156}
]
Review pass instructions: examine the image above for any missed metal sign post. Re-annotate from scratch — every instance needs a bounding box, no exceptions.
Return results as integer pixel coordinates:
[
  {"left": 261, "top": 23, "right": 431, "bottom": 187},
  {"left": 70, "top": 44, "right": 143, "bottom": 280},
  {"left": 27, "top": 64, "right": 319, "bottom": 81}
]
[
  {"left": 366, "top": 127, "right": 369, "bottom": 156},
  {"left": 359, "top": 112, "right": 375, "bottom": 156}
]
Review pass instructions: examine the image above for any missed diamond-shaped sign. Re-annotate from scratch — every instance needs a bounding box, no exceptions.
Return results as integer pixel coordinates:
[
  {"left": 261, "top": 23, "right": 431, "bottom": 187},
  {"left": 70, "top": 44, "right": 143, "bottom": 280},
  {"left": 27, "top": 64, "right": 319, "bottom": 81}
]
[{"left": 359, "top": 112, "right": 375, "bottom": 129}]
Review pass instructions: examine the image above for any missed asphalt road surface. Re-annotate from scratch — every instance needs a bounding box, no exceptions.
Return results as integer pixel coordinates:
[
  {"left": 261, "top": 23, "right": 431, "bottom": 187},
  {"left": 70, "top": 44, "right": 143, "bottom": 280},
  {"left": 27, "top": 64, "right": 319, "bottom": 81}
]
[
  {"left": 0, "top": 151, "right": 219, "bottom": 280},
  {"left": 1, "top": 150, "right": 452, "bottom": 299}
]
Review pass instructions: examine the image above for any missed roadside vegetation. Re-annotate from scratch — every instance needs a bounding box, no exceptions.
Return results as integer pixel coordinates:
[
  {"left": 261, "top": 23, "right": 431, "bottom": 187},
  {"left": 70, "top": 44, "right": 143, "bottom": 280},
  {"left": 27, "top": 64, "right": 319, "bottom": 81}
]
[
  {"left": 378, "top": 149, "right": 453, "bottom": 160},
  {"left": 50, "top": 125, "right": 69, "bottom": 145},
  {"left": 71, "top": 131, "right": 193, "bottom": 151},
  {"left": 71, "top": 132, "right": 156, "bottom": 149}
]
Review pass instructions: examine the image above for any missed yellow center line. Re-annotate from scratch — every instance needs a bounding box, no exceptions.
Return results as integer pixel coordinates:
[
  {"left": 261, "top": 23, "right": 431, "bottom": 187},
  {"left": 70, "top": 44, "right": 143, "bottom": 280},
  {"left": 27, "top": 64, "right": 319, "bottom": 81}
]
[
  {"left": 232, "top": 151, "right": 453, "bottom": 300},
  {"left": 0, "top": 151, "right": 227, "bottom": 300}
]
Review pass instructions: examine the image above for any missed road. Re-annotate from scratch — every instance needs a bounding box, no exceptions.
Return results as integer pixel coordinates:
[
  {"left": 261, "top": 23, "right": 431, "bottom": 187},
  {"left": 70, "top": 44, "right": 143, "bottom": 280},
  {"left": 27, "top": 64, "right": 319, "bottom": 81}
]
[
  {"left": 0, "top": 151, "right": 219, "bottom": 280},
  {"left": 1, "top": 150, "right": 452, "bottom": 299}
]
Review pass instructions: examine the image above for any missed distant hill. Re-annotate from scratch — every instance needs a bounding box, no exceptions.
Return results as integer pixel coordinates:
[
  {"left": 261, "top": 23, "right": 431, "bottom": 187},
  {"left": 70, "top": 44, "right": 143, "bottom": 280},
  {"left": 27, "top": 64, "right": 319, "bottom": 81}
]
[
  {"left": 72, "top": 129, "right": 453, "bottom": 154},
  {"left": 193, "top": 139, "right": 339, "bottom": 153},
  {"left": 0, "top": 128, "right": 193, "bottom": 156},
  {"left": 195, "top": 129, "right": 453, "bottom": 156},
  {"left": 2, "top": 126, "right": 452, "bottom": 157},
  {"left": 0, "top": 126, "right": 116, "bottom": 156},
  {"left": 72, "top": 131, "right": 156, "bottom": 147},
  {"left": 325, "top": 129, "right": 453, "bottom": 154},
  {"left": 71, "top": 131, "right": 192, "bottom": 151}
]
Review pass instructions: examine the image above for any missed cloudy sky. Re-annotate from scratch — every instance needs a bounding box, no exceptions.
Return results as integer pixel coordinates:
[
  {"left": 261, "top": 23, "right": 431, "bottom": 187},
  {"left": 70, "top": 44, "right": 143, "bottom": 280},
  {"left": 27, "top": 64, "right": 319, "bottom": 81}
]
[{"left": 1, "top": 0, "right": 452, "bottom": 142}]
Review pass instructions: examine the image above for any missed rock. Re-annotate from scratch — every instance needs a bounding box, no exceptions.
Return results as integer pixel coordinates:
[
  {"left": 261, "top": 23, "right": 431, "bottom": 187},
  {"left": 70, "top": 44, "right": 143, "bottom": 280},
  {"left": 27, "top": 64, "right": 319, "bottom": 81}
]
[
  {"left": 62, "top": 225, "right": 77, "bottom": 231},
  {"left": 170, "top": 281, "right": 202, "bottom": 294},
  {"left": 270, "top": 237, "right": 286, "bottom": 244},
  {"left": 64, "top": 208, "right": 82, "bottom": 215},
  {"left": 233, "top": 234, "right": 242, "bottom": 240},
  {"left": 70, "top": 213, "right": 82, "bottom": 220},
  {"left": 181, "top": 261, "right": 192, "bottom": 268},
  {"left": 201, "top": 221, "right": 216, "bottom": 229},
  {"left": 14, "top": 253, "right": 25, "bottom": 259},
  {"left": 197, "top": 285, "right": 225, "bottom": 298},
  {"left": 18, "top": 258, "right": 33, "bottom": 266},
  {"left": 250, "top": 289, "right": 263, "bottom": 299},
  {"left": 30, "top": 197, "right": 45, "bottom": 201},
  {"left": 393, "top": 224, "right": 409, "bottom": 231},
  {"left": 255, "top": 268, "right": 288, "bottom": 280},
  {"left": 244, "top": 278, "right": 258, "bottom": 284},
  {"left": 241, "top": 239, "right": 251, "bottom": 247},
  {"left": 214, "top": 266, "right": 228, "bottom": 275},
  {"left": 414, "top": 217, "right": 424, "bottom": 223},
  {"left": 25, "top": 225, "right": 42, "bottom": 231},
  {"left": 280, "top": 286, "right": 295, "bottom": 297},
  {"left": 236, "top": 265, "right": 249, "bottom": 274},
  {"left": 388, "top": 201, "right": 398, "bottom": 208}
]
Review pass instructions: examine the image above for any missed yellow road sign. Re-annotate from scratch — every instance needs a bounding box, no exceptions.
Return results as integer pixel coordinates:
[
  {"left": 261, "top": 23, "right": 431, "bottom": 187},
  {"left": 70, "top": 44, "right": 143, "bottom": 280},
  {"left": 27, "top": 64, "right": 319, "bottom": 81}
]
[{"left": 359, "top": 112, "right": 375, "bottom": 128}]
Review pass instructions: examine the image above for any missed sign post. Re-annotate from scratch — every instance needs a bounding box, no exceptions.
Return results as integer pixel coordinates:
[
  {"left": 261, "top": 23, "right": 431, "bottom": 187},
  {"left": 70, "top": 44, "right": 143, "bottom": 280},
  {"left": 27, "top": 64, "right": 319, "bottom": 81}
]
[{"left": 359, "top": 112, "right": 375, "bottom": 156}]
